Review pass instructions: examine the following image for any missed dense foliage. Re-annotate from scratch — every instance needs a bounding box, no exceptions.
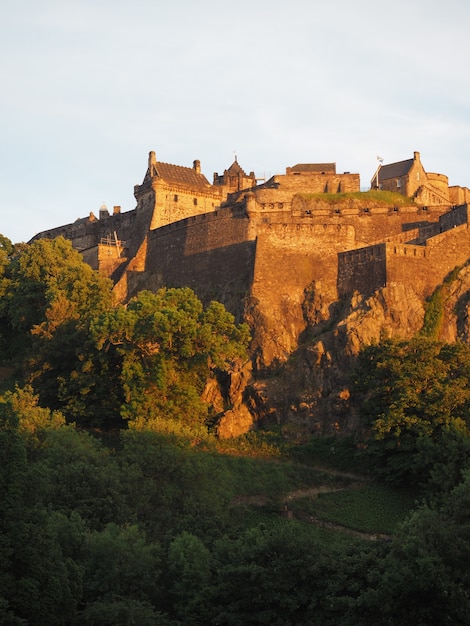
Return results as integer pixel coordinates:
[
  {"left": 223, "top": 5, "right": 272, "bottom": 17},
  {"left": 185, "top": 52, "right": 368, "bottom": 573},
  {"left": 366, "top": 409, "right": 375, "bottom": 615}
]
[
  {"left": 355, "top": 337, "right": 470, "bottom": 491},
  {"left": 1, "top": 395, "right": 469, "bottom": 625},
  {"left": 0, "top": 236, "right": 249, "bottom": 432},
  {"left": 1, "top": 234, "right": 470, "bottom": 624}
]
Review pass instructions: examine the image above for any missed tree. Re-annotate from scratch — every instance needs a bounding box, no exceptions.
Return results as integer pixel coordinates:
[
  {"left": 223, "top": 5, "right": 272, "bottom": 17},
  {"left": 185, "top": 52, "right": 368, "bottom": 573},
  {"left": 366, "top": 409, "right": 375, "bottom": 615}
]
[
  {"left": 118, "top": 430, "right": 234, "bottom": 541},
  {"left": 0, "top": 237, "right": 121, "bottom": 426},
  {"left": 81, "top": 523, "right": 163, "bottom": 611},
  {"left": 6, "top": 237, "right": 112, "bottom": 336},
  {"left": 0, "top": 385, "right": 65, "bottom": 446},
  {"left": 209, "top": 524, "right": 335, "bottom": 626},
  {"left": 0, "top": 395, "right": 82, "bottom": 624},
  {"left": 167, "top": 531, "right": 211, "bottom": 623},
  {"left": 92, "top": 288, "right": 250, "bottom": 433},
  {"left": 358, "top": 474, "right": 470, "bottom": 624},
  {"left": 355, "top": 337, "right": 470, "bottom": 485}
]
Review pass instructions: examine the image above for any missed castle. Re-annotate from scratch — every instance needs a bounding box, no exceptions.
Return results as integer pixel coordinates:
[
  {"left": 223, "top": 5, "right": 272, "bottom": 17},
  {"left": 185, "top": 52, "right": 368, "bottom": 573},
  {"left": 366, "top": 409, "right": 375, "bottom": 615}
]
[{"left": 32, "top": 150, "right": 470, "bottom": 368}]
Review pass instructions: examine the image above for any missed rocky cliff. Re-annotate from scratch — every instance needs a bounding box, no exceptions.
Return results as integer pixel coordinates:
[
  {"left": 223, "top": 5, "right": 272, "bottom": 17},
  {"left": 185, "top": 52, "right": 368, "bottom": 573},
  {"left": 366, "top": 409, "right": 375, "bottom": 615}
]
[{"left": 221, "top": 262, "right": 470, "bottom": 440}]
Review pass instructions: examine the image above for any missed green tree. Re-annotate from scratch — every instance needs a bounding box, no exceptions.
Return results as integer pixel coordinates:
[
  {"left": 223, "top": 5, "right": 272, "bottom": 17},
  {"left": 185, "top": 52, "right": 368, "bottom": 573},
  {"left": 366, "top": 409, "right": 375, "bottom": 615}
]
[
  {"left": 0, "top": 235, "right": 20, "bottom": 362},
  {"left": 355, "top": 337, "right": 470, "bottom": 485},
  {"left": 359, "top": 475, "right": 470, "bottom": 625},
  {"left": 0, "top": 398, "right": 82, "bottom": 624},
  {"left": 0, "top": 385, "right": 65, "bottom": 446},
  {"left": 209, "top": 524, "right": 333, "bottom": 626},
  {"left": 81, "top": 523, "right": 163, "bottom": 611},
  {"left": 1, "top": 237, "right": 121, "bottom": 426},
  {"left": 92, "top": 288, "right": 250, "bottom": 433},
  {"left": 37, "top": 427, "right": 129, "bottom": 529},
  {"left": 167, "top": 531, "right": 211, "bottom": 623},
  {"left": 119, "top": 431, "right": 234, "bottom": 541},
  {"left": 6, "top": 237, "right": 112, "bottom": 336}
]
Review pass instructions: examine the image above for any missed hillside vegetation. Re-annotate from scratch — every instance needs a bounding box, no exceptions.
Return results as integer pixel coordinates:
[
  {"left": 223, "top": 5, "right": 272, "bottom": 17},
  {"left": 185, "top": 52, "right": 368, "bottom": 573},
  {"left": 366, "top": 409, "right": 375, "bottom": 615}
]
[{"left": 0, "top": 234, "right": 469, "bottom": 624}]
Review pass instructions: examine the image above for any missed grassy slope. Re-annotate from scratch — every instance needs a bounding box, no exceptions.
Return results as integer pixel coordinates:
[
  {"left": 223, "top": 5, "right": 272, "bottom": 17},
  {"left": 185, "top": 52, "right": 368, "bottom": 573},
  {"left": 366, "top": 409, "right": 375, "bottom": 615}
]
[
  {"left": 297, "top": 190, "right": 414, "bottom": 207},
  {"left": 221, "top": 436, "right": 418, "bottom": 544}
]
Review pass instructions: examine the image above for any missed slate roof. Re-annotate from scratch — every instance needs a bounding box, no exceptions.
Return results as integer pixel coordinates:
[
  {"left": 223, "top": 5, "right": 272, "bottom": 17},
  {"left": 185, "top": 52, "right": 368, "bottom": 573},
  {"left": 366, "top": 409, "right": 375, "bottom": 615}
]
[
  {"left": 378, "top": 158, "right": 414, "bottom": 182},
  {"left": 289, "top": 163, "right": 336, "bottom": 174},
  {"left": 142, "top": 161, "right": 211, "bottom": 189}
]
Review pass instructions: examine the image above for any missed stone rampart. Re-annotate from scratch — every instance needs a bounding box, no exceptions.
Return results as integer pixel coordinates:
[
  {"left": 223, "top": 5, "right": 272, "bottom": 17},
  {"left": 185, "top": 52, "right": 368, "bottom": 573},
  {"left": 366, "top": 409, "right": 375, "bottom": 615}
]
[
  {"left": 338, "top": 244, "right": 387, "bottom": 297},
  {"left": 338, "top": 221, "right": 470, "bottom": 301},
  {"left": 30, "top": 209, "right": 138, "bottom": 255},
  {"left": 449, "top": 186, "right": 470, "bottom": 205},
  {"left": 268, "top": 172, "right": 361, "bottom": 194},
  {"left": 126, "top": 205, "right": 256, "bottom": 318}
]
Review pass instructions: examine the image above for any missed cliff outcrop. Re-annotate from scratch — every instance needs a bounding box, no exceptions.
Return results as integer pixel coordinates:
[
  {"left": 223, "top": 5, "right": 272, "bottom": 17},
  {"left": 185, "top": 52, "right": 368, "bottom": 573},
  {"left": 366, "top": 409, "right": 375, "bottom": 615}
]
[
  {"left": 248, "top": 261, "right": 470, "bottom": 440},
  {"left": 248, "top": 283, "right": 425, "bottom": 437}
]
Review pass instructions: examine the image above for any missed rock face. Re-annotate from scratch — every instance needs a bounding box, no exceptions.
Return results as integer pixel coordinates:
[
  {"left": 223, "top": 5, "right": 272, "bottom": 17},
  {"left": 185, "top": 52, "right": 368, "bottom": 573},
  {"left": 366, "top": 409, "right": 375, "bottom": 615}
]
[
  {"left": 242, "top": 283, "right": 423, "bottom": 437},
  {"left": 247, "top": 263, "right": 470, "bottom": 439}
]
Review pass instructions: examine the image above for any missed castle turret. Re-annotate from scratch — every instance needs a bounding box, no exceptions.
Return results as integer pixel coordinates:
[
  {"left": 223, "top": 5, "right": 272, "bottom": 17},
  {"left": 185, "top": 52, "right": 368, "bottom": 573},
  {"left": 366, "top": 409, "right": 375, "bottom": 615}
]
[{"left": 213, "top": 158, "right": 257, "bottom": 195}]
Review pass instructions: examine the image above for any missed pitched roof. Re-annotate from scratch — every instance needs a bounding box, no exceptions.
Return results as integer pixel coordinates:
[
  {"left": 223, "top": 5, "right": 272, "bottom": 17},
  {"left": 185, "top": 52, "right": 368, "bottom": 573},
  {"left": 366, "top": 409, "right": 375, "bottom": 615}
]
[
  {"left": 142, "top": 161, "right": 211, "bottom": 189},
  {"left": 378, "top": 158, "right": 414, "bottom": 182},
  {"left": 225, "top": 160, "right": 247, "bottom": 176}
]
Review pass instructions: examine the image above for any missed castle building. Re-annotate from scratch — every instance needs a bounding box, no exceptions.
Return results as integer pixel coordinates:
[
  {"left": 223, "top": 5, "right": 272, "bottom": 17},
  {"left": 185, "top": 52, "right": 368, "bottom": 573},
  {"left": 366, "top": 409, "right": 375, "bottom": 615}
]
[
  {"left": 213, "top": 157, "right": 257, "bottom": 192},
  {"left": 134, "top": 150, "right": 224, "bottom": 230},
  {"left": 371, "top": 150, "right": 470, "bottom": 207},
  {"left": 31, "top": 149, "right": 470, "bottom": 368}
]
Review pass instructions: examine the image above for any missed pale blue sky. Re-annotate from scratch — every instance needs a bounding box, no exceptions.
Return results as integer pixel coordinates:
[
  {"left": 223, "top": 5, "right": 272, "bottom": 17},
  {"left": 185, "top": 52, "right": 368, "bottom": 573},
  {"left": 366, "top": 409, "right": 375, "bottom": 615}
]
[{"left": 1, "top": 0, "right": 469, "bottom": 243}]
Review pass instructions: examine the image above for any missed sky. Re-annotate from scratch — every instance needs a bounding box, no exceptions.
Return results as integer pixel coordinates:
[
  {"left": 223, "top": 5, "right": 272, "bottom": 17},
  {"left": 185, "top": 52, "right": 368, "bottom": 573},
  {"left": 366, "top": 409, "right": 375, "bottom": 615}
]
[{"left": 1, "top": 0, "right": 470, "bottom": 243}]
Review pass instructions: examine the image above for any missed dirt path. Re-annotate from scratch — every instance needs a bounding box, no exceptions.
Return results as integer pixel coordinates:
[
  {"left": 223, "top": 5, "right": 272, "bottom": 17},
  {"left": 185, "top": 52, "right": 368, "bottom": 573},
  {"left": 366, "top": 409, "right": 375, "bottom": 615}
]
[
  {"left": 232, "top": 472, "right": 392, "bottom": 542},
  {"left": 290, "top": 510, "right": 392, "bottom": 541}
]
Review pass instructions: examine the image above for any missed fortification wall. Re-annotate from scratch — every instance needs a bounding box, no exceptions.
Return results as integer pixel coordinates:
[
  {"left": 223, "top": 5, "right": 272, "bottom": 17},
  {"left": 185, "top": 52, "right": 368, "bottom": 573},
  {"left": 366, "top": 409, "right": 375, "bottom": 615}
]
[
  {"left": 383, "top": 233, "right": 468, "bottom": 300},
  {"left": 126, "top": 206, "right": 256, "bottom": 318},
  {"left": 449, "top": 187, "right": 470, "bottom": 205},
  {"left": 338, "top": 244, "right": 387, "bottom": 297},
  {"left": 384, "top": 243, "right": 430, "bottom": 298},
  {"left": 276, "top": 173, "right": 360, "bottom": 193},
  {"left": 31, "top": 209, "right": 138, "bottom": 255},
  {"left": 338, "top": 223, "right": 470, "bottom": 303},
  {"left": 249, "top": 221, "right": 357, "bottom": 364},
  {"left": 438, "top": 204, "right": 469, "bottom": 230}
]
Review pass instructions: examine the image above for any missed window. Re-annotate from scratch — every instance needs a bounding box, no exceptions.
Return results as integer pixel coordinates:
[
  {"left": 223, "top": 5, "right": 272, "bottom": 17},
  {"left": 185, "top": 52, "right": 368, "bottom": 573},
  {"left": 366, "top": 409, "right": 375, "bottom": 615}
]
[
  {"left": 174, "top": 194, "right": 178, "bottom": 202},
  {"left": 193, "top": 198, "right": 198, "bottom": 206}
]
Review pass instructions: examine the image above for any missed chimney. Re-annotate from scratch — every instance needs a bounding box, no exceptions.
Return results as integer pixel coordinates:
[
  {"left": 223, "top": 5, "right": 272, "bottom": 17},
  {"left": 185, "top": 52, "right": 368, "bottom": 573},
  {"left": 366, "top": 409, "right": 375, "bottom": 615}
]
[
  {"left": 193, "top": 159, "right": 201, "bottom": 174},
  {"left": 149, "top": 151, "right": 157, "bottom": 168}
]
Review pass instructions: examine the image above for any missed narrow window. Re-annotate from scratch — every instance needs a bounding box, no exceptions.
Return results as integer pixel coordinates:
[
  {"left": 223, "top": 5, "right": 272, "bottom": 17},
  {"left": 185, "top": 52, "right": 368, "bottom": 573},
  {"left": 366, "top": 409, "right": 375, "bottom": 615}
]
[
  {"left": 174, "top": 194, "right": 178, "bottom": 202},
  {"left": 193, "top": 198, "right": 198, "bottom": 206}
]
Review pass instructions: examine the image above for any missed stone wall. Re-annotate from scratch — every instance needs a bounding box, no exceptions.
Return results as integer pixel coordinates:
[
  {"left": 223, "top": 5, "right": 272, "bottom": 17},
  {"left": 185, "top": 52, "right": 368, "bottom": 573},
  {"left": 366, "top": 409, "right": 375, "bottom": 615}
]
[
  {"left": 127, "top": 206, "right": 256, "bottom": 318},
  {"left": 273, "top": 172, "right": 360, "bottom": 194},
  {"left": 338, "top": 244, "right": 387, "bottom": 297},
  {"left": 338, "top": 221, "right": 470, "bottom": 302},
  {"left": 30, "top": 209, "right": 138, "bottom": 260},
  {"left": 249, "top": 221, "right": 356, "bottom": 365},
  {"left": 149, "top": 180, "right": 223, "bottom": 230}
]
